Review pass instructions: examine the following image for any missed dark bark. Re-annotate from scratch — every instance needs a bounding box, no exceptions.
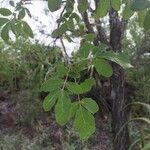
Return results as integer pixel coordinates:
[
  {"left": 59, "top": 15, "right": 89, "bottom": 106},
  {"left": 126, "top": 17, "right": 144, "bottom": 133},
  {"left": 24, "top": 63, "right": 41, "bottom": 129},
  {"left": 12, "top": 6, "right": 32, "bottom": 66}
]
[
  {"left": 110, "top": 65, "right": 130, "bottom": 150},
  {"left": 109, "top": 9, "right": 130, "bottom": 150}
]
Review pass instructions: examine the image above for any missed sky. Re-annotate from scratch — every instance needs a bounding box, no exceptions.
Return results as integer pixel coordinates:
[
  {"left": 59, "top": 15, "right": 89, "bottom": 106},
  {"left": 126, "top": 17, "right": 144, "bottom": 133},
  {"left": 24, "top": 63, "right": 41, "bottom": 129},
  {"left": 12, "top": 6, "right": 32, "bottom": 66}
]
[{"left": 0, "top": 0, "right": 80, "bottom": 55}]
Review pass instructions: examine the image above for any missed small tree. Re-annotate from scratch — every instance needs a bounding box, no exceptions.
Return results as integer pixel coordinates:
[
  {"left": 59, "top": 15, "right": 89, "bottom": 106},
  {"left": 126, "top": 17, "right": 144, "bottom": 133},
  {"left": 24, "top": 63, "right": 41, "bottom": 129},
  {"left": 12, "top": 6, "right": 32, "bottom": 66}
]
[{"left": 0, "top": 0, "right": 150, "bottom": 150}]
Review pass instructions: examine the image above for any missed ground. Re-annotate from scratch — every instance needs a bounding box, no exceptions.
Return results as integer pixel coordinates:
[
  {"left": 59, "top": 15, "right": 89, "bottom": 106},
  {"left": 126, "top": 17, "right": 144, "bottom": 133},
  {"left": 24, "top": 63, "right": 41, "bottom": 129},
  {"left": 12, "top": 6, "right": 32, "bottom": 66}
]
[{"left": 0, "top": 90, "right": 113, "bottom": 150}]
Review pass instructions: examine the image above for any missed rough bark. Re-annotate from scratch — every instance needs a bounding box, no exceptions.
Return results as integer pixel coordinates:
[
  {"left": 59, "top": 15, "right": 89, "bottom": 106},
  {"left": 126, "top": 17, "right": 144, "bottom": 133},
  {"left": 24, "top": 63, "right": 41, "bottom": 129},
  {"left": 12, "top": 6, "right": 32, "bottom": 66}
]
[
  {"left": 110, "top": 65, "right": 130, "bottom": 150},
  {"left": 109, "top": 9, "right": 130, "bottom": 150}
]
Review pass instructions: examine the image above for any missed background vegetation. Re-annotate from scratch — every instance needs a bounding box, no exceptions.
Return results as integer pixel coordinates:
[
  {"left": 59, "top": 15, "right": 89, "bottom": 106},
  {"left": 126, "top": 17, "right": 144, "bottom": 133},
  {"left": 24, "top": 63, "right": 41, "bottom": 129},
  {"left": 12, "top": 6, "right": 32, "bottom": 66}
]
[{"left": 0, "top": 0, "right": 150, "bottom": 150}]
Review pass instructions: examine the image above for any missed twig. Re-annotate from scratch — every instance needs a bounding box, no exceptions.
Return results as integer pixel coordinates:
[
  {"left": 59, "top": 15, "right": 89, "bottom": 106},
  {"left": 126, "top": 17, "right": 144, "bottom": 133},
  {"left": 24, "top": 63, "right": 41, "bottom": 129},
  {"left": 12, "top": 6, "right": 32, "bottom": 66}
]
[{"left": 60, "top": 38, "right": 69, "bottom": 64}]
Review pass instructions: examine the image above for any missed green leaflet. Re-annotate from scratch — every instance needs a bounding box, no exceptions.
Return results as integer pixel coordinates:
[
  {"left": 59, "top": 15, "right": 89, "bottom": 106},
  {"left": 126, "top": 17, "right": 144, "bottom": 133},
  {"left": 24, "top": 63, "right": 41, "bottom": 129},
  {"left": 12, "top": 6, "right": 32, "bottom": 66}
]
[
  {"left": 92, "top": 44, "right": 108, "bottom": 55},
  {"left": 131, "top": 0, "right": 150, "bottom": 11},
  {"left": 111, "top": 0, "right": 121, "bottom": 11},
  {"left": 122, "top": 2, "right": 134, "bottom": 20},
  {"left": 98, "top": 51, "right": 133, "bottom": 69},
  {"left": 70, "top": 13, "right": 80, "bottom": 23},
  {"left": 10, "top": 20, "right": 18, "bottom": 36},
  {"left": 141, "top": 143, "right": 150, "bottom": 150},
  {"left": 0, "top": 8, "right": 12, "bottom": 16},
  {"left": 78, "top": 0, "right": 88, "bottom": 13},
  {"left": 66, "top": 78, "right": 95, "bottom": 94},
  {"left": 22, "top": 21, "right": 34, "bottom": 38},
  {"left": 10, "top": 20, "right": 24, "bottom": 37},
  {"left": 93, "top": 58, "right": 113, "bottom": 77},
  {"left": 55, "top": 91, "right": 71, "bottom": 125},
  {"left": 18, "top": 8, "right": 26, "bottom": 20},
  {"left": 113, "top": 52, "right": 133, "bottom": 69},
  {"left": 0, "top": 18, "right": 9, "bottom": 28},
  {"left": 144, "top": 9, "right": 150, "bottom": 30},
  {"left": 66, "top": 0, "right": 74, "bottom": 13},
  {"left": 67, "top": 82, "right": 82, "bottom": 94},
  {"left": 24, "top": 8, "right": 32, "bottom": 18},
  {"left": 81, "top": 98, "right": 99, "bottom": 114},
  {"left": 78, "top": 42, "right": 94, "bottom": 58},
  {"left": 56, "top": 63, "right": 68, "bottom": 77},
  {"left": 67, "top": 18, "right": 74, "bottom": 31},
  {"left": 95, "top": 0, "right": 110, "bottom": 18},
  {"left": 14, "top": 22, "right": 22, "bottom": 37},
  {"left": 40, "top": 78, "right": 63, "bottom": 92},
  {"left": 68, "top": 60, "right": 88, "bottom": 78},
  {"left": 9, "top": 1, "right": 15, "bottom": 7},
  {"left": 138, "top": 10, "right": 147, "bottom": 28},
  {"left": 48, "top": 0, "right": 62, "bottom": 12},
  {"left": 80, "top": 78, "right": 96, "bottom": 92},
  {"left": 70, "top": 102, "right": 79, "bottom": 119},
  {"left": 74, "top": 106, "right": 95, "bottom": 140},
  {"left": 1, "top": 23, "right": 10, "bottom": 41},
  {"left": 43, "top": 92, "right": 58, "bottom": 111},
  {"left": 52, "top": 23, "right": 67, "bottom": 38},
  {"left": 84, "top": 33, "right": 96, "bottom": 42}
]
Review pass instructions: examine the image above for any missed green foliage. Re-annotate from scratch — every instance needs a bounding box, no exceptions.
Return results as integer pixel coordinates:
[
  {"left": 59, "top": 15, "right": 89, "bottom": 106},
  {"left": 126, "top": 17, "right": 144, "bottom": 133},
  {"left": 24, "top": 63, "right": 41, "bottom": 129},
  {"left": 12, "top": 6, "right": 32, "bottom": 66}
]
[
  {"left": 122, "top": 2, "right": 134, "bottom": 20},
  {"left": 0, "top": 8, "right": 12, "bottom": 16},
  {"left": 9, "top": 0, "right": 15, "bottom": 7},
  {"left": 0, "top": 1, "right": 33, "bottom": 42},
  {"left": 48, "top": 0, "right": 62, "bottom": 12},
  {"left": 78, "top": 0, "right": 88, "bottom": 13},
  {"left": 39, "top": 0, "right": 136, "bottom": 140},
  {"left": 84, "top": 33, "right": 96, "bottom": 42},
  {"left": 43, "top": 92, "right": 58, "bottom": 111},
  {"left": 74, "top": 106, "right": 95, "bottom": 140},
  {"left": 138, "top": 10, "right": 147, "bottom": 28},
  {"left": 0, "top": 18, "right": 9, "bottom": 27},
  {"left": 111, "top": 0, "right": 121, "bottom": 11},
  {"left": 55, "top": 91, "right": 71, "bottom": 125},
  {"left": 41, "top": 78, "right": 63, "bottom": 92},
  {"left": 1, "top": 22, "right": 10, "bottom": 41},
  {"left": 125, "top": 19, "right": 150, "bottom": 116},
  {"left": 78, "top": 42, "right": 93, "bottom": 58},
  {"left": 81, "top": 98, "right": 99, "bottom": 114},
  {"left": 144, "top": 10, "right": 150, "bottom": 30},
  {"left": 98, "top": 51, "right": 133, "bottom": 69},
  {"left": 56, "top": 63, "right": 68, "bottom": 77},
  {"left": 95, "top": 0, "right": 110, "bottom": 18},
  {"left": 0, "top": 39, "right": 63, "bottom": 125},
  {"left": 142, "top": 143, "right": 150, "bottom": 150},
  {"left": 41, "top": 73, "right": 98, "bottom": 139},
  {"left": 131, "top": 0, "right": 150, "bottom": 11},
  {"left": 1, "top": 0, "right": 149, "bottom": 143},
  {"left": 18, "top": 8, "right": 26, "bottom": 20},
  {"left": 93, "top": 58, "right": 113, "bottom": 77},
  {"left": 66, "top": 79, "right": 95, "bottom": 94}
]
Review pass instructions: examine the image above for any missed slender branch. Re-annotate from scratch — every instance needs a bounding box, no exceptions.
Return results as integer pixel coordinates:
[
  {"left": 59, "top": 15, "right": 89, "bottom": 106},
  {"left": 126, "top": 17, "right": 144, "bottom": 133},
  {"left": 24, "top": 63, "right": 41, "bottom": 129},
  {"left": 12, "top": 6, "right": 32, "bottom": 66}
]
[
  {"left": 60, "top": 38, "right": 68, "bottom": 57},
  {"left": 62, "top": 67, "right": 70, "bottom": 90},
  {"left": 60, "top": 38, "right": 69, "bottom": 64},
  {"left": 81, "top": 11, "right": 94, "bottom": 33}
]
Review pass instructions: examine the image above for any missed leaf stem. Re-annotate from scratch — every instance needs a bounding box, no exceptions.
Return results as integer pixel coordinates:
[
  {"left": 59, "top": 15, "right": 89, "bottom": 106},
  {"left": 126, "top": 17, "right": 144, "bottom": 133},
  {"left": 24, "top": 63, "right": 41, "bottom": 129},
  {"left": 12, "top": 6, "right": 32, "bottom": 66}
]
[{"left": 62, "top": 67, "right": 70, "bottom": 90}]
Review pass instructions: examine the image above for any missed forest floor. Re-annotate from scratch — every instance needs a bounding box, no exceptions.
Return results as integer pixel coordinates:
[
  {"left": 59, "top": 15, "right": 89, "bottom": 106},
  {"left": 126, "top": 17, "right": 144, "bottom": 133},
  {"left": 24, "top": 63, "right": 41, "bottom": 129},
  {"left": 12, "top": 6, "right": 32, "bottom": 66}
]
[{"left": 0, "top": 90, "right": 113, "bottom": 150}]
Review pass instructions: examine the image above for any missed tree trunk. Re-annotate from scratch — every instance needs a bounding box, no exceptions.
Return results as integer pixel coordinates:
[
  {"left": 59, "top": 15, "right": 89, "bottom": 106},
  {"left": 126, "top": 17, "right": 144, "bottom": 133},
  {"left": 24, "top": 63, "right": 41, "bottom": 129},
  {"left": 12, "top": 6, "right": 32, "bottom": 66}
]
[
  {"left": 109, "top": 9, "right": 130, "bottom": 150},
  {"left": 110, "top": 66, "right": 130, "bottom": 150}
]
